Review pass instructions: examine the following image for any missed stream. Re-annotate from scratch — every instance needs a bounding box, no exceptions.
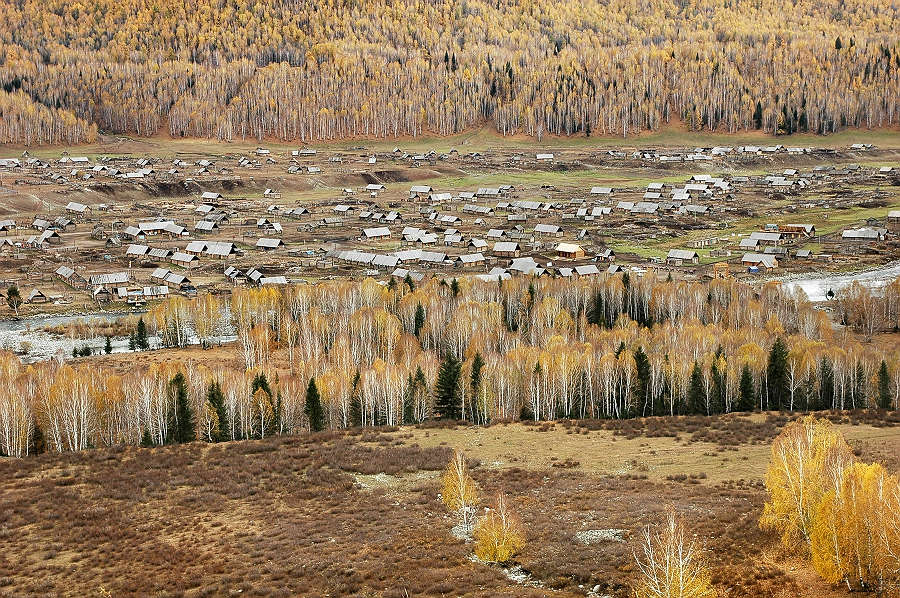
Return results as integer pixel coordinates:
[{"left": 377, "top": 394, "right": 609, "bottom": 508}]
[{"left": 778, "top": 261, "right": 900, "bottom": 302}]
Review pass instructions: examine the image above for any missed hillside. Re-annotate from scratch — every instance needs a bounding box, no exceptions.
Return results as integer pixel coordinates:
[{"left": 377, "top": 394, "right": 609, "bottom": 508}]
[
  {"left": 1, "top": 414, "right": 897, "bottom": 597},
  {"left": 0, "top": 0, "right": 899, "bottom": 144}
]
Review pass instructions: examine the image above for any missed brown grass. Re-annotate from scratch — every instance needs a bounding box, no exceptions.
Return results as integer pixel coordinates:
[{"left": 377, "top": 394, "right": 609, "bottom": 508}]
[{"left": 1, "top": 416, "right": 897, "bottom": 597}]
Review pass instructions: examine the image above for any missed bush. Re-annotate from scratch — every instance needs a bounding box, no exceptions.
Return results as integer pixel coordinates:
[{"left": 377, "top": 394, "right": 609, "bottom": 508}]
[{"left": 473, "top": 494, "right": 525, "bottom": 563}]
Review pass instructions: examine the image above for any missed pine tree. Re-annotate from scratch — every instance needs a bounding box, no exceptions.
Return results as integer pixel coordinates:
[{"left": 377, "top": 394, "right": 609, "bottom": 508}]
[
  {"left": 450, "top": 278, "right": 460, "bottom": 298},
  {"left": 349, "top": 369, "right": 362, "bottom": 426},
  {"left": 634, "top": 346, "right": 651, "bottom": 413},
  {"left": 414, "top": 302, "right": 425, "bottom": 337},
  {"left": 104, "top": 335, "right": 112, "bottom": 354},
  {"left": 140, "top": 428, "right": 154, "bottom": 447},
  {"left": 305, "top": 377, "right": 324, "bottom": 432},
  {"left": 709, "top": 355, "right": 726, "bottom": 414},
  {"left": 820, "top": 357, "right": 835, "bottom": 410},
  {"left": 435, "top": 353, "right": 462, "bottom": 419},
  {"left": 738, "top": 364, "right": 756, "bottom": 412},
  {"left": 29, "top": 419, "right": 45, "bottom": 455},
  {"left": 767, "top": 337, "right": 789, "bottom": 410},
  {"left": 876, "top": 360, "right": 892, "bottom": 409},
  {"left": 251, "top": 372, "right": 272, "bottom": 397},
  {"left": 170, "top": 373, "right": 194, "bottom": 443},
  {"left": 207, "top": 381, "right": 229, "bottom": 441},
  {"left": 136, "top": 317, "right": 149, "bottom": 350},
  {"left": 687, "top": 362, "right": 707, "bottom": 415}
]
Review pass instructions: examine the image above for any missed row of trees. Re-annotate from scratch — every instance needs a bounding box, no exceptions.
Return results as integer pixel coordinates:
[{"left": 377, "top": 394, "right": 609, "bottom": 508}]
[
  {"left": 2, "top": 274, "right": 899, "bottom": 456},
  {"left": 148, "top": 276, "right": 900, "bottom": 425},
  {"left": 761, "top": 416, "right": 900, "bottom": 594},
  {"left": 0, "top": 0, "right": 898, "bottom": 143}
]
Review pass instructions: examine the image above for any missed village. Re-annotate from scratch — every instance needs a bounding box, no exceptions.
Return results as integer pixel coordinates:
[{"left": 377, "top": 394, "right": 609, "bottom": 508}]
[{"left": 0, "top": 142, "right": 897, "bottom": 311}]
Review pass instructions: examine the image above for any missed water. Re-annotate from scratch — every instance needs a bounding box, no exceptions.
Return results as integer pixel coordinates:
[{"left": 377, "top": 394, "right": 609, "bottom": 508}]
[
  {"left": 779, "top": 261, "right": 900, "bottom": 302},
  {"left": 0, "top": 311, "right": 146, "bottom": 362}
]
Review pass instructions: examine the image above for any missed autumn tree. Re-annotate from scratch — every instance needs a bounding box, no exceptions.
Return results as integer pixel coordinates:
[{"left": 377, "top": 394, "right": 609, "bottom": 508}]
[
  {"left": 760, "top": 416, "right": 854, "bottom": 549},
  {"left": 6, "top": 286, "right": 22, "bottom": 315},
  {"left": 633, "top": 509, "right": 715, "bottom": 598},
  {"left": 441, "top": 450, "right": 478, "bottom": 529},
  {"left": 473, "top": 493, "right": 525, "bottom": 563}
]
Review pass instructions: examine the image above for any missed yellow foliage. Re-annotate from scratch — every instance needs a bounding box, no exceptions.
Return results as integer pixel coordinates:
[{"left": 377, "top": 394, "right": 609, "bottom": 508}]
[
  {"left": 633, "top": 509, "right": 716, "bottom": 598},
  {"left": 760, "top": 416, "right": 853, "bottom": 549},
  {"left": 810, "top": 462, "right": 900, "bottom": 593},
  {"left": 441, "top": 450, "right": 478, "bottom": 526},
  {"left": 473, "top": 494, "right": 525, "bottom": 563}
]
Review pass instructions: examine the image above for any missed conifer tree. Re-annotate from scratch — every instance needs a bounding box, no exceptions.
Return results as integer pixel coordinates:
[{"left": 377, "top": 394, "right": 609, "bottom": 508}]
[
  {"left": 767, "top": 337, "right": 789, "bottom": 410},
  {"left": 305, "top": 377, "right": 324, "bottom": 432},
  {"left": 687, "top": 362, "right": 707, "bottom": 415},
  {"left": 414, "top": 302, "right": 425, "bottom": 337},
  {"left": 435, "top": 353, "right": 462, "bottom": 419},
  {"left": 876, "top": 360, "right": 892, "bottom": 409},
  {"left": 738, "top": 364, "right": 756, "bottom": 412},
  {"left": 207, "top": 381, "right": 229, "bottom": 441},
  {"left": 170, "top": 372, "right": 194, "bottom": 443}
]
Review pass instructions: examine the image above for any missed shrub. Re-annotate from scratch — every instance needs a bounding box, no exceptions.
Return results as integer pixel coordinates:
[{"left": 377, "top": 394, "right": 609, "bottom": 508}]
[{"left": 473, "top": 493, "right": 525, "bottom": 563}]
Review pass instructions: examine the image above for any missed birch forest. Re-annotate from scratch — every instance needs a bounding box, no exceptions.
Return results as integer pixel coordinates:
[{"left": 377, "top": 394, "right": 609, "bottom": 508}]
[
  {"left": 2, "top": 275, "right": 899, "bottom": 457},
  {"left": 1, "top": 0, "right": 899, "bottom": 144}
]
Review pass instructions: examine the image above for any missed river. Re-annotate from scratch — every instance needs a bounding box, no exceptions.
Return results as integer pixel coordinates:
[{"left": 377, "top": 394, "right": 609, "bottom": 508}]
[{"left": 778, "top": 261, "right": 900, "bottom": 302}]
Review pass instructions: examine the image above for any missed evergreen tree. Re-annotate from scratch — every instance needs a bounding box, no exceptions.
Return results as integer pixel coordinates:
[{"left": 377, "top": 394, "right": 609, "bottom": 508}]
[
  {"left": 687, "top": 362, "right": 707, "bottom": 415},
  {"left": 207, "top": 381, "right": 229, "bottom": 441},
  {"left": 104, "top": 335, "right": 112, "bottom": 354},
  {"left": 587, "top": 289, "right": 606, "bottom": 327},
  {"left": 251, "top": 372, "right": 272, "bottom": 397},
  {"left": 820, "top": 357, "right": 835, "bottom": 410},
  {"left": 471, "top": 351, "right": 485, "bottom": 394},
  {"left": 435, "top": 353, "right": 462, "bottom": 419},
  {"left": 710, "top": 358, "right": 726, "bottom": 414},
  {"left": 738, "top": 364, "right": 756, "bottom": 412},
  {"left": 128, "top": 334, "right": 137, "bottom": 351},
  {"left": 29, "top": 419, "right": 45, "bottom": 455},
  {"left": 403, "top": 374, "right": 415, "bottom": 423},
  {"left": 136, "top": 317, "right": 149, "bottom": 350},
  {"left": 170, "top": 372, "right": 195, "bottom": 443},
  {"left": 766, "top": 337, "right": 789, "bottom": 410},
  {"left": 450, "top": 278, "right": 460, "bottom": 298},
  {"left": 140, "top": 428, "right": 154, "bottom": 447},
  {"left": 876, "top": 360, "right": 892, "bottom": 410},
  {"left": 852, "top": 363, "right": 866, "bottom": 409},
  {"left": 414, "top": 302, "right": 425, "bottom": 337},
  {"left": 305, "top": 377, "right": 324, "bottom": 432},
  {"left": 404, "top": 272, "right": 415, "bottom": 292},
  {"left": 634, "top": 346, "right": 651, "bottom": 413},
  {"left": 349, "top": 369, "right": 362, "bottom": 426}
]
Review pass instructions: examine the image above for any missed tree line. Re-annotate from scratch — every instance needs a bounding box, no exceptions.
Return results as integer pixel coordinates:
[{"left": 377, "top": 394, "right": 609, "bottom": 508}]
[
  {"left": 0, "top": 0, "right": 898, "bottom": 143},
  {"left": 1, "top": 274, "right": 899, "bottom": 457}
]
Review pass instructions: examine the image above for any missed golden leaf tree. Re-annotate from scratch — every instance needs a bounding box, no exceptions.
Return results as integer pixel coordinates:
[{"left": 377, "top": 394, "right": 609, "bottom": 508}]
[
  {"left": 632, "top": 509, "right": 716, "bottom": 598},
  {"left": 760, "top": 416, "right": 854, "bottom": 549},
  {"left": 473, "top": 493, "right": 525, "bottom": 563},
  {"left": 441, "top": 449, "right": 479, "bottom": 529}
]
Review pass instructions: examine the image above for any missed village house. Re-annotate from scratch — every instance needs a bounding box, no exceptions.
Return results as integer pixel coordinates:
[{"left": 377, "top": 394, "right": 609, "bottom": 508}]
[
  {"left": 363, "top": 226, "right": 391, "bottom": 240},
  {"left": 555, "top": 242, "right": 585, "bottom": 259},
  {"left": 665, "top": 249, "right": 699, "bottom": 266},
  {"left": 742, "top": 253, "right": 779, "bottom": 270},
  {"left": 493, "top": 241, "right": 521, "bottom": 258},
  {"left": 256, "top": 238, "right": 285, "bottom": 251}
]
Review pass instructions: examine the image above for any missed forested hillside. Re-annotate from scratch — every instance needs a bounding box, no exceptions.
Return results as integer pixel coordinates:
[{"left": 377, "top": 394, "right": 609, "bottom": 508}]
[{"left": 0, "top": 0, "right": 899, "bottom": 144}]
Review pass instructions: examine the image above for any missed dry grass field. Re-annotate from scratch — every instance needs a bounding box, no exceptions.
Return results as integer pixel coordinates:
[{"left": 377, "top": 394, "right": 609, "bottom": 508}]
[{"left": 1, "top": 412, "right": 898, "bottom": 598}]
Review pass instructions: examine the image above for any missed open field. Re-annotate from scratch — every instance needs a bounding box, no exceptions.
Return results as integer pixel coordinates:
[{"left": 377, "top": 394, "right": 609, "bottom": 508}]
[{"left": 0, "top": 414, "right": 897, "bottom": 598}]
